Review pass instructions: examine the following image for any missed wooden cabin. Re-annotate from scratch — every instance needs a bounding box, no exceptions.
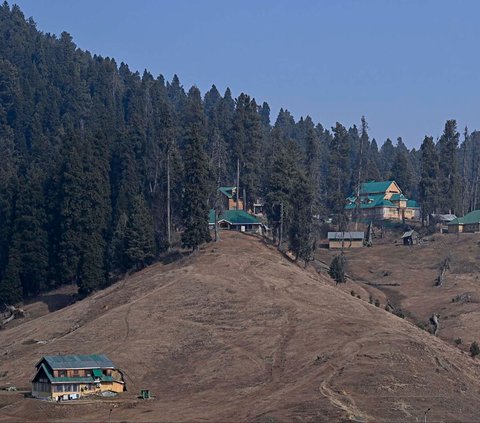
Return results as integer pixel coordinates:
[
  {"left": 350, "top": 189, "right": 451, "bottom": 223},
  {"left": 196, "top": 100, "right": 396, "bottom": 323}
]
[
  {"left": 328, "top": 232, "right": 364, "bottom": 249},
  {"left": 32, "top": 354, "right": 124, "bottom": 401},
  {"left": 209, "top": 209, "right": 263, "bottom": 234},
  {"left": 218, "top": 186, "right": 244, "bottom": 211},
  {"left": 448, "top": 210, "right": 480, "bottom": 233}
]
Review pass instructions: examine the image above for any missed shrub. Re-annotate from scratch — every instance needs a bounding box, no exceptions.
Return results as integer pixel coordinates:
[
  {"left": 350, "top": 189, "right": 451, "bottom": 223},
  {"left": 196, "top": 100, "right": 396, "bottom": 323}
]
[
  {"left": 374, "top": 299, "right": 380, "bottom": 307},
  {"left": 329, "top": 254, "right": 347, "bottom": 284},
  {"left": 454, "top": 338, "right": 462, "bottom": 346},
  {"left": 470, "top": 341, "right": 480, "bottom": 358}
]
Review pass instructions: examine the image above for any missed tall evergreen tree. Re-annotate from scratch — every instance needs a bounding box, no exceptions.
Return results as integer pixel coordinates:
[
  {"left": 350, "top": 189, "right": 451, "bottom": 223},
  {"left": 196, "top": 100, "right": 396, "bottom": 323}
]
[
  {"left": 327, "top": 123, "right": 350, "bottom": 214},
  {"left": 419, "top": 136, "right": 439, "bottom": 224},
  {"left": 181, "top": 87, "right": 211, "bottom": 250},
  {"left": 438, "top": 120, "right": 460, "bottom": 213}
]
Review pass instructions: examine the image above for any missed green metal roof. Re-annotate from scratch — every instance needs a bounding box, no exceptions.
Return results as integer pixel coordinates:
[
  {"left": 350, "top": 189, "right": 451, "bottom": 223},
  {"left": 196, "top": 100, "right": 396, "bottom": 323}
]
[
  {"left": 390, "top": 193, "right": 407, "bottom": 201},
  {"left": 209, "top": 209, "right": 261, "bottom": 225},
  {"left": 41, "top": 354, "right": 115, "bottom": 370},
  {"left": 345, "top": 194, "right": 396, "bottom": 210},
  {"left": 218, "top": 186, "right": 236, "bottom": 199},
  {"left": 360, "top": 181, "right": 396, "bottom": 194},
  {"left": 406, "top": 199, "right": 419, "bottom": 208},
  {"left": 448, "top": 210, "right": 480, "bottom": 225},
  {"left": 34, "top": 363, "right": 114, "bottom": 384}
]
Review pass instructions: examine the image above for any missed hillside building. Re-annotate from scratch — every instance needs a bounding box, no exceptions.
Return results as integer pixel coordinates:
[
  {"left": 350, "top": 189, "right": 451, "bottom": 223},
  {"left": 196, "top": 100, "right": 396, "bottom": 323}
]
[
  {"left": 218, "top": 186, "right": 264, "bottom": 216},
  {"left": 32, "top": 354, "right": 124, "bottom": 401},
  {"left": 447, "top": 210, "right": 480, "bottom": 233},
  {"left": 328, "top": 232, "right": 364, "bottom": 249},
  {"left": 209, "top": 209, "right": 263, "bottom": 234},
  {"left": 345, "top": 180, "right": 420, "bottom": 222},
  {"left": 218, "top": 186, "right": 244, "bottom": 211}
]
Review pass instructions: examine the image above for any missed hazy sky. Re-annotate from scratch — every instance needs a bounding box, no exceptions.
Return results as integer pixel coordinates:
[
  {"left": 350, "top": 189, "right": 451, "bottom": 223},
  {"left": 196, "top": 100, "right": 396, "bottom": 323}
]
[{"left": 12, "top": 0, "right": 480, "bottom": 148}]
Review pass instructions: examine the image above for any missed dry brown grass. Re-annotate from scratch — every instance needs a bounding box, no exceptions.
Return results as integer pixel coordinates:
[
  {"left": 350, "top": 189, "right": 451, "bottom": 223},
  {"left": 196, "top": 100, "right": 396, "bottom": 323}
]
[{"left": 1, "top": 232, "right": 480, "bottom": 422}]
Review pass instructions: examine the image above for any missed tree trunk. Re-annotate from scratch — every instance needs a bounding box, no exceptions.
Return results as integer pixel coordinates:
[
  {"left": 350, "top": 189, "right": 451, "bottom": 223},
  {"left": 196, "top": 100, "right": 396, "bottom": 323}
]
[{"left": 167, "top": 150, "right": 171, "bottom": 249}]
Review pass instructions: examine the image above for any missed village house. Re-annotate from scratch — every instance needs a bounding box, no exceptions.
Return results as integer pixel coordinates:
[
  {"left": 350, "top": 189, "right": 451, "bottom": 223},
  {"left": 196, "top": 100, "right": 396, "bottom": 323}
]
[
  {"left": 328, "top": 232, "right": 364, "bottom": 249},
  {"left": 218, "top": 186, "right": 244, "bottom": 211},
  {"left": 218, "top": 186, "right": 263, "bottom": 216},
  {"left": 447, "top": 210, "right": 480, "bottom": 233},
  {"left": 32, "top": 354, "right": 124, "bottom": 401},
  {"left": 345, "top": 180, "right": 420, "bottom": 221},
  {"left": 209, "top": 209, "right": 263, "bottom": 234}
]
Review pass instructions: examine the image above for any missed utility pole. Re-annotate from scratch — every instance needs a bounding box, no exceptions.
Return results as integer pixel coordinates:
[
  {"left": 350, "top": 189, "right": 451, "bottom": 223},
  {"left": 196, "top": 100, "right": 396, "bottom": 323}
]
[
  {"left": 166, "top": 148, "right": 171, "bottom": 248},
  {"left": 236, "top": 158, "right": 240, "bottom": 210},
  {"left": 279, "top": 202, "right": 284, "bottom": 248}
]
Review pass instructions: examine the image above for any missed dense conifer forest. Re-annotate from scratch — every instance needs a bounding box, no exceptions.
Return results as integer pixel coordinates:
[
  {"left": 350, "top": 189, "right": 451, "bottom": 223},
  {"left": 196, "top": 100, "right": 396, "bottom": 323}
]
[{"left": 0, "top": 2, "right": 479, "bottom": 303}]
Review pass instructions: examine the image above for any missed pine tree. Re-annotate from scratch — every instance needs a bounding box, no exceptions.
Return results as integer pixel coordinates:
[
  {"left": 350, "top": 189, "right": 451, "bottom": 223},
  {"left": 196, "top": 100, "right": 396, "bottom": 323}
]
[
  {"left": 125, "top": 194, "right": 155, "bottom": 269},
  {"left": 329, "top": 254, "right": 347, "bottom": 284},
  {"left": 390, "top": 147, "right": 412, "bottom": 195},
  {"left": 419, "top": 136, "right": 439, "bottom": 224},
  {"left": 289, "top": 172, "right": 315, "bottom": 264},
  {"left": 327, "top": 123, "right": 350, "bottom": 214},
  {"left": 181, "top": 87, "right": 212, "bottom": 250},
  {"left": 438, "top": 120, "right": 460, "bottom": 213},
  {"left": 5, "top": 165, "right": 49, "bottom": 297}
]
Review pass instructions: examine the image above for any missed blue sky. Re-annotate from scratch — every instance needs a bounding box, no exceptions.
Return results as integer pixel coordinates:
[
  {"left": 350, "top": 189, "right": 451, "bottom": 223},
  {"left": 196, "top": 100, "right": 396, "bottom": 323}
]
[{"left": 12, "top": 0, "right": 480, "bottom": 148}]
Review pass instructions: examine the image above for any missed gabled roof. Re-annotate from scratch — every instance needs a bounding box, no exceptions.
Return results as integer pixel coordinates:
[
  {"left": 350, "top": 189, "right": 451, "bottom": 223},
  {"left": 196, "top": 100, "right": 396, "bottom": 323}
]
[
  {"left": 345, "top": 194, "right": 396, "bottom": 209},
  {"left": 33, "top": 363, "right": 114, "bottom": 384},
  {"left": 40, "top": 354, "right": 115, "bottom": 370},
  {"left": 211, "top": 209, "right": 261, "bottom": 225},
  {"left": 390, "top": 193, "right": 407, "bottom": 201},
  {"left": 218, "top": 186, "right": 236, "bottom": 199},
  {"left": 328, "top": 232, "right": 364, "bottom": 240},
  {"left": 360, "top": 180, "right": 398, "bottom": 195},
  {"left": 448, "top": 210, "right": 480, "bottom": 225}
]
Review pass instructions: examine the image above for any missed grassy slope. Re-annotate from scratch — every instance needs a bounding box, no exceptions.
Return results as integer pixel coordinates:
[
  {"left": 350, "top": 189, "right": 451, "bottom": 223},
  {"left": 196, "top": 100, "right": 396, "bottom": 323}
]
[{"left": 1, "top": 232, "right": 480, "bottom": 422}]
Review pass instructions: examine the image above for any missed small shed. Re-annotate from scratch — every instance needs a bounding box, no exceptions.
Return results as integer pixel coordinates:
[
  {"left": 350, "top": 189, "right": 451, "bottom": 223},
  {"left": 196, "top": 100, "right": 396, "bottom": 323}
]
[
  {"left": 328, "top": 232, "right": 364, "bottom": 249},
  {"left": 402, "top": 229, "right": 419, "bottom": 245}
]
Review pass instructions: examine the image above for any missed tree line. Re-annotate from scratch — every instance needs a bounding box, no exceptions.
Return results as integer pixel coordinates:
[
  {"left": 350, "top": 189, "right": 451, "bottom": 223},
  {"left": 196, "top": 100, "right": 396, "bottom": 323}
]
[{"left": 0, "top": 3, "right": 476, "bottom": 303}]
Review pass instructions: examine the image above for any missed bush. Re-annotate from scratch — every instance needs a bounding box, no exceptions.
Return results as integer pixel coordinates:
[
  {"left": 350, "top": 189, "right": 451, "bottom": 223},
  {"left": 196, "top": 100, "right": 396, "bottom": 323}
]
[
  {"left": 374, "top": 299, "right": 380, "bottom": 307},
  {"left": 329, "top": 254, "right": 347, "bottom": 284},
  {"left": 454, "top": 338, "right": 462, "bottom": 346},
  {"left": 470, "top": 341, "right": 480, "bottom": 358}
]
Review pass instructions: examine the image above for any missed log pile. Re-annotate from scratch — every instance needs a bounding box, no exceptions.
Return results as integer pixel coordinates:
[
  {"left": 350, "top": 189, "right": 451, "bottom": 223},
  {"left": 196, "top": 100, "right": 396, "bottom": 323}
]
[{"left": 1, "top": 305, "right": 26, "bottom": 328}]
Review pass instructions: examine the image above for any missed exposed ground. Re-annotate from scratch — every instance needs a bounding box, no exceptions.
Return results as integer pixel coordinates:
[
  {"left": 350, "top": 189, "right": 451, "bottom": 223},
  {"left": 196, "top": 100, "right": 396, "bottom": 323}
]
[
  {"left": 1, "top": 232, "right": 480, "bottom": 422},
  {"left": 315, "top": 231, "right": 480, "bottom": 350}
]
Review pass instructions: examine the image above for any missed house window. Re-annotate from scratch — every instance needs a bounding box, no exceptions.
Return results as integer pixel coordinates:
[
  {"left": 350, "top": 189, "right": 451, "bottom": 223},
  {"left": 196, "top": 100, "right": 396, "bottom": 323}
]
[
  {"left": 59, "top": 370, "right": 66, "bottom": 377},
  {"left": 73, "top": 369, "right": 79, "bottom": 377}
]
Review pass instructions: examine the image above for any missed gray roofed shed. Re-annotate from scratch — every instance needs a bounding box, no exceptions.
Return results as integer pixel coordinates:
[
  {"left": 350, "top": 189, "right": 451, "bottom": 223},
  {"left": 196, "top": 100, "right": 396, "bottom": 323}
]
[{"left": 328, "top": 232, "right": 364, "bottom": 240}]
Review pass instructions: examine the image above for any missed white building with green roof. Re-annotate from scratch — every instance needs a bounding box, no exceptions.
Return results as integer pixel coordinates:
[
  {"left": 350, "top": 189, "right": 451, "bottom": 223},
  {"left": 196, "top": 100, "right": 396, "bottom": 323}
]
[{"left": 345, "top": 180, "right": 420, "bottom": 222}]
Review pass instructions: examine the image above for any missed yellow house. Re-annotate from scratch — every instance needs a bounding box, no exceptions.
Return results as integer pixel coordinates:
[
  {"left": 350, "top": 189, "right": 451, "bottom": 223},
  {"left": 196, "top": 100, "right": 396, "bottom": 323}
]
[
  {"left": 345, "top": 180, "right": 420, "bottom": 221},
  {"left": 32, "top": 354, "right": 124, "bottom": 401}
]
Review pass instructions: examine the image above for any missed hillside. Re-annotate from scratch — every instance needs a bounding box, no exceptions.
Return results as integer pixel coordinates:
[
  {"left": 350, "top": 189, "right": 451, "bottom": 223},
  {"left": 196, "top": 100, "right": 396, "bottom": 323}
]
[
  {"left": 315, "top": 232, "right": 480, "bottom": 350},
  {"left": 1, "top": 232, "right": 480, "bottom": 422}
]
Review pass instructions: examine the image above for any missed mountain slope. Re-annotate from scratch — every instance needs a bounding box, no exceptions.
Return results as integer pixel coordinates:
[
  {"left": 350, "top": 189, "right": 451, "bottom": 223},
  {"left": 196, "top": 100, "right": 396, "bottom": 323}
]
[{"left": 1, "top": 232, "right": 480, "bottom": 422}]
